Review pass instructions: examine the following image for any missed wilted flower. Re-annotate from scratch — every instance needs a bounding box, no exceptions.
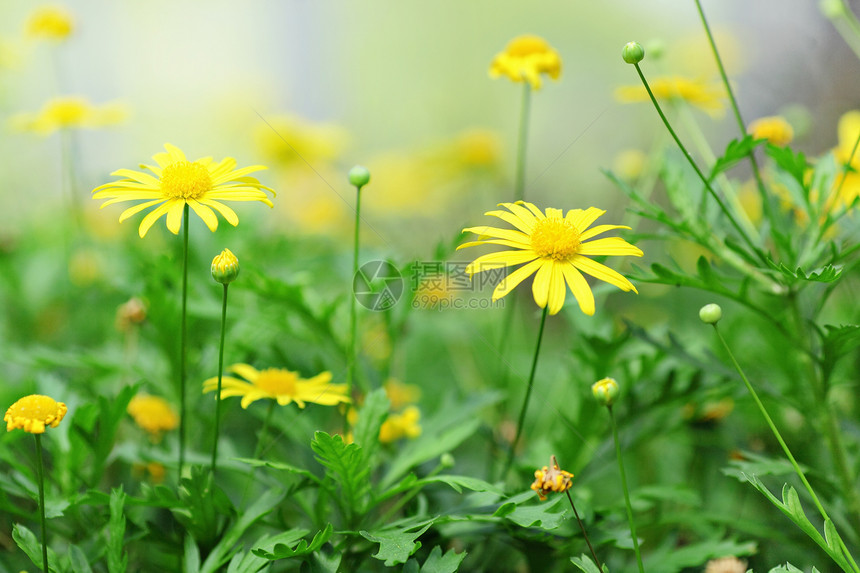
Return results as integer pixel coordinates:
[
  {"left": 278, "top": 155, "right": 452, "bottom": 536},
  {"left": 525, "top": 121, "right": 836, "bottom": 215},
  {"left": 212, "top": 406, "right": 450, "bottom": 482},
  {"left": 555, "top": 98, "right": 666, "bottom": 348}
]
[{"left": 530, "top": 455, "right": 574, "bottom": 501}]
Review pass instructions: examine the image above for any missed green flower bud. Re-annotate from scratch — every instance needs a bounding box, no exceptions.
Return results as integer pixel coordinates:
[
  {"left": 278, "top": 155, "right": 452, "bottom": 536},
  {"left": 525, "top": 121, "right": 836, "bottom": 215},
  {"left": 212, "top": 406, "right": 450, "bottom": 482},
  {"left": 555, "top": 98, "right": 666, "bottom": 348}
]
[
  {"left": 592, "top": 377, "right": 619, "bottom": 407},
  {"left": 621, "top": 41, "right": 645, "bottom": 65},
  {"left": 821, "top": 0, "right": 847, "bottom": 18},
  {"left": 211, "top": 248, "right": 239, "bottom": 285},
  {"left": 348, "top": 165, "right": 371, "bottom": 189},
  {"left": 699, "top": 303, "right": 722, "bottom": 324},
  {"left": 440, "top": 453, "right": 455, "bottom": 468}
]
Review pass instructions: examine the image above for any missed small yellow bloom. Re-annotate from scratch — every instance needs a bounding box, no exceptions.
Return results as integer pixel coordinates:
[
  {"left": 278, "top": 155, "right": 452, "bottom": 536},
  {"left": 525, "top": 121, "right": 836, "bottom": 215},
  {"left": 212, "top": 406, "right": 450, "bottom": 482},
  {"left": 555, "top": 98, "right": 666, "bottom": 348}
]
[
  {"left": 211, "top": 248, "right": 239, "bottom": 285},
  {"left": 489, "top": 35, "right": 561, "bottom": 90},
  {"left": 127, "top": 395, "right": 178, "bottom": 441},
  {"left": 458, "top": 201, "right": 643, "bottom": 316},
  {"left": 255, "top": 114, "right": 349, "bottom": 167},
  {"left": 379, "top": 406, "right": 422, "bottom": 443},
  {"left": 383, "top": 379, "right": 421, "bottom": 411},
  {"left": 613, "top": 149, "right": 648, "bottom": 181},
  {"left": 92, "top": 144, "right": 275, "bottom": 238},
  {"left": 10, "top": 96, "right": 127, "bottom": 135},
  {"left": 132, "top": 461, "right": 166, "bottom": 484},
  {"left": 453, "top": 129, "right": 503, "bottom": 168},
  {"left": 203, "top": 364, "right": 349, "bottom": 409},
  {"left": 615, "top": 76, "right": 725, "bottom": 115},
  {"left": 829, "top": 110, "right": 860, "bottom": 210},
  {"left": 5, "top": 395, "right": 67, "bottom": 434},
  {"left": 748, "top": 116, "right": 793, "bottom": 146},
  {"left": 530, "top": 455, "right": 573, "bottom": 501},
  {"left": 26, "top": 6, "right": 73, "bottom": 41}
]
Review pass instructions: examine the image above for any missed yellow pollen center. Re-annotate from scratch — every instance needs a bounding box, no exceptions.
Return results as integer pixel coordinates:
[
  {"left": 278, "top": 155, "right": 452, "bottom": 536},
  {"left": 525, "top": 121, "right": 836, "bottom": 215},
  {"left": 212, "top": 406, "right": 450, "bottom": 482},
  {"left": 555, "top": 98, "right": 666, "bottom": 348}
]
[
  {"left": 161, "top": 161, "right": 212, "bottom": 199},
  {"left": 530, "top": 218, "right": 581, "bottom": 260},
  {"left": 255, "top": 369, "right": 298, "bottom": 396}
]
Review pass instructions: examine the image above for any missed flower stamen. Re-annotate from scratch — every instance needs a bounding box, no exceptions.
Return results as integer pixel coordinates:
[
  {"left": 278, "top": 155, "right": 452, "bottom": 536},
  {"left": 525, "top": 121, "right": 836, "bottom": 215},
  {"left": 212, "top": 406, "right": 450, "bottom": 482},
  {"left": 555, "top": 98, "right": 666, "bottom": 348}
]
[
  {"left": 161, "top": 161, "right": 212, "bottom": 199},
  {"left": 530, "top": 218, "right": 580, "bottom": 260}
]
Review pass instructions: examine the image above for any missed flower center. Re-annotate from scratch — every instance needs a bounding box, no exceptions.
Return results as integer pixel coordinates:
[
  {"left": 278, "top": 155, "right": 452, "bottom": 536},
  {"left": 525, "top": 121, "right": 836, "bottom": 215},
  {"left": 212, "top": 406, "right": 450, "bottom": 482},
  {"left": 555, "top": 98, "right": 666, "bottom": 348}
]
[
  {"left": 530, "top": 218, "right": 581, "bottom": 260},
  {"left": 255, "top": 369, "right": 299, "bottom": 396},
  {"left": 160, "top": 161, "right": 212, "bottom": 199}
]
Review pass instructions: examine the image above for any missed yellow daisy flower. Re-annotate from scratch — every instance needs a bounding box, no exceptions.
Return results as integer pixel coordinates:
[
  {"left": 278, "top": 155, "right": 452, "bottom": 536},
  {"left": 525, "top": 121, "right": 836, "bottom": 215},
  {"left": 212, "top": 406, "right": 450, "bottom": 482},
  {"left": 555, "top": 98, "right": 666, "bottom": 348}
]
[
  {"left": 203, "top": 364, "right": 349, "bottom": 410},
  {"left": 127, "top": 394, "right": 178, "bottom": 441},
  {"left": 379, "top": 406, "right": 422, "bottom": 443},
  {"left": 458, "top": 201, "right": 643, "bottom": 316},
  {"left": 489, "top": 35, "right": 561, "bottom": 90},
  {"left": 615, "top": 75, "right": 725, "bottom": 115},
  {"left": 26, "top": 5, "right": 74, "bottom": 41},
  {"left": 5, "top": 395, "right": 67, "bottom": 434},
  {"left": 747, "top": 115, "right": 794, "bottom": 146},
  {"left": 10, "top": 96, "right": 127, "bottom": 135},
  {"left": 92, "top": 143, "right": 275, "bottom": 238}
]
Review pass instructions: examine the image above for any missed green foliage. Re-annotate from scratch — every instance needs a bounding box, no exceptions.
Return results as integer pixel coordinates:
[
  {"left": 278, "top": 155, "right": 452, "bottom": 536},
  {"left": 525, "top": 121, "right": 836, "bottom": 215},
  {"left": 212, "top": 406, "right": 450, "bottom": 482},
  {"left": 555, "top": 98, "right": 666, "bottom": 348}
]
[
  {"left": 360, "top": 519, "right": 435, "bottom": 566},
  {"left": 107, "top": 487, "right": 128, "bottom": 573},
  {"left": 403, "top": 546, "right": 467, "bottom": 573}
]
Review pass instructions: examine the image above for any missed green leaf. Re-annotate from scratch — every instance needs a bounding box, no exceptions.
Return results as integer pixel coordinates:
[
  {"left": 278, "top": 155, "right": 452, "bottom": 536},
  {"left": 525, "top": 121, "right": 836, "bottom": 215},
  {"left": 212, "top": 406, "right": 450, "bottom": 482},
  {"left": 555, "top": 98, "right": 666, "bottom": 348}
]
[
  {"left": 824, "top": 517, "right": 841, "bottom": 553},
  {"left": 570, "top": 555, "right": 603, "bottom": 573},
  {"left": 819, "top": 324, "right": 860, "bottom": 381},
  {"left": 494, "top": 494, "right": 567, "bottom": 529},
  {"left": 418, "top": 545, "right": 467, "bottom": 573},
  {"left": 360, "top": 521, "right": 434, "bottom": 566},
  {"left": 654, "top": 538, "right": 757, "bottom": 572},
  {"left": 184, "top": 535, "right": 200, "bottom": 573},
  {"left": 767, "top": 144, "right": 809, "bottom": 187},
  {"left": 252, "top": 523, "right": 333, "bottom": 560},
  {"left": 709, "top": 135, "right": 765, "bottom": 181},
  {"left": 311, "top": 431, "right": 370, "bottom": 517},
  {"left": 172, "top": 466, "right": 234, "bottom": 546},
  {"left": 107, "top": 487, "right": 128, "bottom": 573},
  {"left": 352, "top": 388, "right": 390, "bottom": 467},
  {"left": 766, "top": 258, "right": 843, "bottom": 283},
  {"left": 69, "top": 544, "right": 94, "bottom": 573},
  {"left": 415, "top": 475, "right": 503, "bottom": 495},
  {"left": 12, "top": 523, "right": 60, "bottom": 572},
  {"left": 232, "top": 457, "right": 321, "bottom": 485},
  {"left": 225, "top": 550, "right": 269, "bottom": 573},
  {"left": 722, "top": 451, "right": 803, "bottom": 482}
]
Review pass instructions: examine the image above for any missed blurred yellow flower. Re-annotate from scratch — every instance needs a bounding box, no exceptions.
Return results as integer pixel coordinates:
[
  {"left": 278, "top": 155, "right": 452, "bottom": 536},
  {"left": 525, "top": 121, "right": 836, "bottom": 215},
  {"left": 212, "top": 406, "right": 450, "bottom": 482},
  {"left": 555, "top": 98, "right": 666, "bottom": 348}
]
[
  {"left": 451, "top": 129, "right": 503, "bottom": 168},
  {"left": 615, "top": 76, "right": 725, "bottom": 115},
  {"left": 830, "top": 110, "right": 860, "bottom": 209},
  {"left": 255, "top": 114, "right": 349, "bottom": 167},
  {"left": 92, "top": 143, "right": 274, "bottom": 238},
  {"left": 10, "top": 96, "right": 127, "bottom": 135},
  {"left": 458, "top": 201, "right": 643, "bottom": 316},
  {"left": 203, "top": 364, "right": 349, "bottom": 409},
  {"left": 613, "top": 149, "right": 648, "bottom": 181},
  {"left": 5, "top": 395, "right": 67, "bottom": 434},
  {"left": 489, "top": 35, "right": 561, "bottom": 90},
  {"left": 116, "top": 297, "right": 147, "bottom": 332},
  {"left": 26, "top": 5, "right": 73, "bottom": 41},
  {"left": 68, "top": 247, "right": 104, "bottom": 286},
  {"left": 748, "top": 116, "right": 794, "bottom": 146},
  {"left": 379, "top": 406, "right": 422, "bottom": 443},
  {"left": 132, "top": 461, "right": 166, "bottom": 484},
  {"left": 383, "top": 379, "right": 421, "bottom": 411},
  {"left": 704, "top": 556, "right": 747, "bottom": 573},
  {"left": 530, "top": 455, "right": 573, "bottom": 501},
  {"left": 127, "top": 395, "right": 178, "bottom": 441}
]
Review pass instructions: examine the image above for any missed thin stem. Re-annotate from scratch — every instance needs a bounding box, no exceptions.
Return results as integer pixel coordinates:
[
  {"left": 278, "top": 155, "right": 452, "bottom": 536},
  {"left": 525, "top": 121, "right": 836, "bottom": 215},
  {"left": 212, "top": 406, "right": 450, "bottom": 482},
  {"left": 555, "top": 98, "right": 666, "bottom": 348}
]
[
  {"left": 694, "top": 0, "right": 771, "bottom": 220},
  {"left": 241, "top": 401, "right": 277, "bottom": 509},
  {"left": 632, "top": 63, "right": 765, "bottom": 265},
  {"left": 179, "top": 204, "right": 189, "bottom": 477},
  {"left": 712, "top": 324, "right": 860, "bottom": 572},
  {"left": 609, "top": 407, "right": 645, "bottom": 573},
  {"left": 34, "top": 434, "right": 48, "bottom": 573},
  {"left": 503, "top": 305, "right": 549, "bottom": 478},
  {"left": 514, "top": 81, "right": 532, "bottom": 202},
  {"left": 211, "top": 283, "right": 229, "bottom": 476},
  {"left": 347, "top": 185, "right": 363, "bottom": 399},
  {"left": 565, "top": 490, "right": 603, "bottom": 571}
]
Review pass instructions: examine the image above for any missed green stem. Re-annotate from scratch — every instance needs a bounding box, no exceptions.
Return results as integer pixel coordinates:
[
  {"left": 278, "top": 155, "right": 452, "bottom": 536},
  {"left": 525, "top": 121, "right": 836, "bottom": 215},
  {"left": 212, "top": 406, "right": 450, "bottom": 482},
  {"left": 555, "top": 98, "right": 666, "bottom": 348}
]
[
  {"left": 514, "top": 81, "right": 532, "bottom": 202},
  {"left": 34, "top": 434, "right": 48, "bottom": 573},
  {"left": 609, "top": 407, "right": 645, "bottom": 573},
  {"left": 241, "top": 401, "right": 277, "bottom": 509},
  {"left": 565, "top": 490, "right": 603, "bottom": 571},
  {"left": 712, "top": 325, "right": 860, "bottom": 572},
  {"left": 503, "top": 305, "right": 548, "bottom": 479},
  {"left": 179, "top": 204, "right": 189, "bottom": 477},
  {"left": 821, "top": 123, "right": 860, "bottom": 239},
  {"left": 211, "top": 283, "right": 229, "bottom": 476},
  {"left": 347, "top": 184, "right": 364, "bottom": 399},
  {"left": 632, "top": 63, "right": 765, "bottom": 265},
  {"left": 694, "top": 0, "right": 771, "bottom": 220},
  {"left": 825, "top": 1, "right": 860, "bottom": 61}
]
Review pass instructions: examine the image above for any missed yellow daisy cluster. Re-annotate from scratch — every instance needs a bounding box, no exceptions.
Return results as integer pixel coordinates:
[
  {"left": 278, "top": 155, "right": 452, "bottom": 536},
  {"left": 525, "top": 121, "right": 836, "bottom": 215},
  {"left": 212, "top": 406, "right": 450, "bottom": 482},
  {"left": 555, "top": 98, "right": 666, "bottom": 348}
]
[
  {"left": 615, "top": 76, "right": 725, "bottom": 115},
  {"left": 5, "top": 395, "right": 67, "bottom": 434},
  {"left": 11, "top": 96, "right": 127, "bottom": 135},
  {"left": 489, "top": 35, "right": 561, "bottom": 90},
  {"left": 26, "top": 5, "right": 74, "bottom": 41},
  {"left": 748, "top": 115, "right": 794, "bottom": 146},
  {"left": 127, "top": 395, "right": 178, "bottom": 441},
  {"left": 459, "top": 201, "right": 642, "bottom": 315},
  {"left": 203, "top": 364, "right": 349, "bottom": 410},
  {"left": 530, "top": 455, "right": 574, "bottom": 501}
]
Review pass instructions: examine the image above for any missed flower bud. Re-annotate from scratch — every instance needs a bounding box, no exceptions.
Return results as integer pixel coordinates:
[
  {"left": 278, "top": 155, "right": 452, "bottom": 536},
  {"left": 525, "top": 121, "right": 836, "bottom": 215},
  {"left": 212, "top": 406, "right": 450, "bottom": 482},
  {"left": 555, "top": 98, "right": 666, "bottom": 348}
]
[
  {"left": 440, "top": 453, "right": 455, "bottom": 468},
  {"left": 211, "top": 248, "right": 239, "bottom": 285},
  {"left": 621, "top": 42, "right": 645, "bottom": 64},
  {"left": 699, "top": 303, "right": 722, "bottom": 324},
  {"left": 348, "top": 165, "right": 371, "bottom": 189},
  {"left": 592, "top": 377, "right": 620, "bottom": 407}
]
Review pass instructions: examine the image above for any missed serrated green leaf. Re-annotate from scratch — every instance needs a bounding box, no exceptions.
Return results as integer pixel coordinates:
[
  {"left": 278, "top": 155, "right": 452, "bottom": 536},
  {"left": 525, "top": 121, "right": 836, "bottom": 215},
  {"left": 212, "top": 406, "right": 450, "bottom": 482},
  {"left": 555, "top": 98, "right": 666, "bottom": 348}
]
[
  {"left": 311, "top": 431, "right": 370, "bottom": 517},
  {"left": 69, "top": 544, "right": 94, "bottom": 573},
  {"left": 766, "top": 259, "right": 843, "bottom": 283},
  {"left": 352, "top": 388, "right": 390, "bottom": 467},
  {"left": 710, "top": 135, "right": 764, "bottom": 180},
  {"left": 722, "top": 452, "right": 801, "bottom": 482},
  {"left": 416, "top": 475, "right": 503, "bottom": 495},
  {"left": 499, "top": 495, "right": 567, "bottom": 529},
  {"left": 225, "top": 550, "right": 269, "bottom": 573},
  {"left": 252, "top": 523, "right": 333, "bottom": 560},
  {"left": 819, "top": 324, "right": 860, "bottom": 381},
  {"left": 12, "top": 523, "right": 60, "bottom": 573},
  {"left": 767, "top": 144, "right": 809, "bottom": 187},
  {"left": 418, "top": 545, "right": 467, "bottom": 573},
  {"left": 232, "top": 458, "right": 321, "bottom": 485},
  {"left": 768, "top": 564, "right": 805, "bottom": 573},
  {"left": 571, "top": 554, "right": 602, "bottom": 573},
  {"left": 360, "top": 521, "right": 434, "bottom": 566},
  {"left": 107, "top": 487, "right": 128, "bottom": 573}
]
